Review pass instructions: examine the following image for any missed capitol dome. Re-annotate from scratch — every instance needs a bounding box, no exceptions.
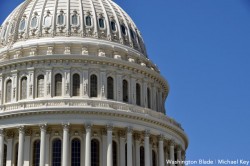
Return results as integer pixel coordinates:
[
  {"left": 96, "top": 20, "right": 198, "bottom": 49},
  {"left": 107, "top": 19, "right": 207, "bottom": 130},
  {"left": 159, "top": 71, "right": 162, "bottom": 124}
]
[{"left": 0, "top": 0, "right": 188, "bottom": 166}]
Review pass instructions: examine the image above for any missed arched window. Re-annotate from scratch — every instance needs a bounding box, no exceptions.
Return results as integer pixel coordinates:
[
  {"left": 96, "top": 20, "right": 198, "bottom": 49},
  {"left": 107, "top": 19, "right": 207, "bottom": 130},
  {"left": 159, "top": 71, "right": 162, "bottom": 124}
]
[
  {"left": 6, "top": 80, "right": 12, "bottom": 103},
  {"left": 123, "top": 80, "right": 128, "bottom": 102},
  {"left": 136, "top": 83, "right": 141, "bottom": 106},
  {"left": 44, "top": 16, "right": 52, "bottom": 27},
  {"left": 90, "top": 75, "right": 97, "bottom": 97},
  {"left": 152, "top": 150, "right": 157, "bottom": 166},
  {"left": 3, "top": 144, "right": 7, "bottom": 166},
  {"left": 71, "top": 138, "right": 81, "bottom": 166},
  {"left": 33, "top": 140, "right": 40, "bottom": 166},
  {"left": 140, "top": 147, "right": 145, "bottom": 166},
  {"left": 73, "top": 74, "right": 80, "bottom": 96},
  {"left": 1, "top": 27, "right": 6, "bottom": 39},
  {"left": 52, "top": 139, "right": 62, "bottom": 166},
  {"left": 130, "top": 29, "right": 135, "bottom": 39},
  {"left": 121, "top": 25, "right": 126, "bottom": 35},
  {"left": 147, "top": 88, "right": 151, "bottom": 109},
  {"left": 37, "top": 75, "right": 44, "bottom": 98},
  {"left": 86, "top": 16, "right": 92, "bottom": 26},
  {"left": 111, "top": 21, "right": 116, "bottom": 31},
  {"left": 113, "top": 141, "right": 117, "bottom": 166},
  {"left": 20, "top": 77, "right": 27, "bottom": 100},
  {"left": 14, "top": 143, "right": 18, "bottom": 166},
  {"left": 31, "top": 16, "right": 38, "bottom": 28},
  {"left": 99, "top": 18, "right": 105, "bottom": 28},
  {"left": 107, "top": 77, "right": 114, "bottom": 100},
  {"left": 72, "top": 14, "right": 78, "bottom": 25},
  {"left": 91, "top": 139, "right": 99, "bottom": 166},
  {"left": 55, "top": 74, "right": 62, "bottom": 96},
  {"left": 19, "top": 19, "right": 26, "bottom": 31},
  {"left": 58, "top": 12, "right": 64, "bottom": 25}
]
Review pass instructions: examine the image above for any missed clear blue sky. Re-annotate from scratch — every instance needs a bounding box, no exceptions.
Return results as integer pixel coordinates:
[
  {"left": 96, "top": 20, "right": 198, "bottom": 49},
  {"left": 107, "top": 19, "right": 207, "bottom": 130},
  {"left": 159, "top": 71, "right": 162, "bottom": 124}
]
[{"left": 1, "top": 0, "right": 250, "bottom": 164}]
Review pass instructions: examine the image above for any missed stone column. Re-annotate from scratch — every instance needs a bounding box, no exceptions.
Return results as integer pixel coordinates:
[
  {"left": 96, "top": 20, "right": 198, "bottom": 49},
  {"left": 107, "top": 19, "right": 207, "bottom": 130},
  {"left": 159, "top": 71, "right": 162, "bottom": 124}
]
[
  {"left": 134, "top": 133, "right": 140, "bottom": 166},
  {"left": 17, "top": 126, "right": 25, "bottom": 166},
  {"left": 45, "top": 131, "right": 50, "bottom": 166},
  {"left": 177, "top": 146, "right": 182, "bottom": 166},
  {"left": 102, "top": 129, "right": 107, "bottom": 166},
  {"left": 119, "top": 131, "right": 125, "bottom": 166},
  {"left": 144, "top": 130, "right": 150, "bottom": 166},
  {"left": 0, "top": 129, "right": 4, "bottom": 166},
  {"left": 28, "top": 70, "right": 34, "bottom": 99},
  {"left": 45, "top": 68, "right": 52, "bottom": 97},
  {"left": 107, "top": 125, "right": 113, "bottom": 166},
  {"left": 181, "top": 151, "right": 186, "bottom": 166},
  {"left": 23, "top": 129, "right": 31, "bottom": 166},
  {"left": 6, "top": 131, "right": 14, "bottom": 166},
  {"left": 126, "top": 127, "right": 133, "bottom": 166},
  {"left": 62, "top": 124, "right": 70, "bottom": 166},
  {"left": 40, "top": 124, "right": 47, "bottom": 166},
  {"left": 116, "top": 74, "right": 122, "bottom": 102},
  {"left": 130, "top": 78, "right": 136, "bottom": 104},
  {"left": 85, "top": 124, "right": 91, "bottom": 166},
  {"left": 169, "top": 140, "right": 175, "bottom": 166},
  {"left": 158, "top": 135, "right": 164, "bottom": 166}
]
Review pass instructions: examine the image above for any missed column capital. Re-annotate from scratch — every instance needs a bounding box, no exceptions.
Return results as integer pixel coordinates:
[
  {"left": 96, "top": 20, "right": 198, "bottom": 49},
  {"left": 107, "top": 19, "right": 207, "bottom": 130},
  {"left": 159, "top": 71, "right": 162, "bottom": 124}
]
[
  {"left": 39, "top": 124, "right": 47, "bottom": 132},
  {"left": 18, "top": 126, "right": 25, "bottom": 134},
  {"left": 126, "top": 127, "right": 133, "bottom": 134},
  {"left": 85, "top": 123, "right": 92, "bottom": 131},
  {"left": 62, "top": 123, "right": 70, "bottom": 131},
  {"left": 106, "top": 124, "right": 113, "bottom": 131},
  {"left": 0, "top": 129, "right": 4, "bottom": 136},
  {"left": 144, "top": 130, "right": 150, "bottom": 137}
]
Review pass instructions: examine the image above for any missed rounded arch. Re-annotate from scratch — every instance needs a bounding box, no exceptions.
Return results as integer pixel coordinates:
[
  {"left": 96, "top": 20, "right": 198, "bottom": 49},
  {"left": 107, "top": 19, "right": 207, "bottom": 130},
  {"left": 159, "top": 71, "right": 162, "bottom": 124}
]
[
  {"left": 72, "top": 73, "right": 80, "bottom": 97},
  {"left": 5, "top": 79, "right": 12, "bottom": 103},
  {"left": 20, "top": 76, "right": 28, "bottom": 100},
  {"left": 90, "top": 74, "right": 98, "bottom": 98},
  {"left": 122, "top": 79, "right": 129, "bottom": 102},
  {"left": 54, "top": 73, "right": 63, "bottom": 97},
  {"left": 136, "top": 83, "right": 141, "bottom": 106},
  {"left": 37, "top": 74, "right": 45, "bottom": 98},
  {"left": 107, "top": 76, "right": 114, "bottom": 100}
]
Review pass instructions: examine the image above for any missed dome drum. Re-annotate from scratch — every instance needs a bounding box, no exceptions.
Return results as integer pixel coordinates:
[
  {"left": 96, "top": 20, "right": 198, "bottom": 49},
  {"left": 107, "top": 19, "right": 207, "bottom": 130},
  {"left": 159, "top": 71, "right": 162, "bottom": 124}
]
[{"left": 0, "top": 0, "right": 188, "bottom": 166}]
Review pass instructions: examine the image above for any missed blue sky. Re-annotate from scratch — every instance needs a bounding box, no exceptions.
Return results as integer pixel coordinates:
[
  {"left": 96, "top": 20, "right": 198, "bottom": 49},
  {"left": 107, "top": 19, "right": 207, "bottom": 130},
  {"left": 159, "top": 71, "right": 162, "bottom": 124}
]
[{"left": 1, "top": 0, "right": 250, "bottom": 164}]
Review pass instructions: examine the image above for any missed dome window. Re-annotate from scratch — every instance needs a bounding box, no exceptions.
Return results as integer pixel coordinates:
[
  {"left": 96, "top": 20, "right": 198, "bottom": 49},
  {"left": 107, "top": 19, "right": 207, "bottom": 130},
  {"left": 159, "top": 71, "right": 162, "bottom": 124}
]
[
  {"left": 31, "top": 16, "right": 38, "bottom": 28},
  {"left": 37, "top": 75, "right": 44, "bottom": 98},
  {"left": 73, "top": 74, "right": 80, "bottom": 96},
  {"left": 99, "top": 18, "right": 105, "bottom": 29},
  {"left": 9, "top": 24, "right": 14, "bottom": 34},
  {"left": 33, "top": 140, "right": 40, "bottom": 166},
  {"left": 19, "top": 19, "right": 26, "bottom": 31},
  {"left": 85, "top": 16, "right": 92, "bottom": 27},
  {"left": 72, "top": 14, "right": 78, "bottom": 25},
  {"left": 107, "top": 77, "right": 114, "bottom": 100},
  {"left": 5, "top": 79, "right": 12, "bottom": 103},
  {"left": 57, "top": 11, "right": 65, "bottom": 25},
  {"left": 121, "top": 24, "right": 127, "bottom": 35},
  {"left": 1, "top": 26, "right": 7, "bottom": 39},
  {"left": 20, "top": 77, "right": 27, "bottom": 100},
  {"left": 71, "top": 138, "right": 81, "bottom": 166},
  {"left": 55, "top": 74, "right": 62, "bottom": 96},
  {"left": 111, "top": 21, "right": 116, "bottom": 31}
]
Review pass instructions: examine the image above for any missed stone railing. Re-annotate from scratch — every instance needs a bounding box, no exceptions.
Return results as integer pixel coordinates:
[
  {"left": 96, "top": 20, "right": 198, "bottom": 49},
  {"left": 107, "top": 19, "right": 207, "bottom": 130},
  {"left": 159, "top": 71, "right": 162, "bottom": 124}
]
[{"left": 0, "top": 98, "right": 183, "bottom": 131}]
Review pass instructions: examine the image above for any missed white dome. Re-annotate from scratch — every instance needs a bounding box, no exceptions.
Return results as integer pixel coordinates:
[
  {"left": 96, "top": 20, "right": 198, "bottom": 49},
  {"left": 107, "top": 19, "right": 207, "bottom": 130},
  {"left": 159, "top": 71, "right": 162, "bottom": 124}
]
[{"left": 0, "top": 0, "right": 147, "bottom": 57}]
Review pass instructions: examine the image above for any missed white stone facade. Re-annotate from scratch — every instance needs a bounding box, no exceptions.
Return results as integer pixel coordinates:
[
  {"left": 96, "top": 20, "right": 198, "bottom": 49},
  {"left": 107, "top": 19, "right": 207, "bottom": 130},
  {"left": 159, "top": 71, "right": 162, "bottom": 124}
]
[{"left": 0, "top": 0, "right": 188, "bottom": 166}]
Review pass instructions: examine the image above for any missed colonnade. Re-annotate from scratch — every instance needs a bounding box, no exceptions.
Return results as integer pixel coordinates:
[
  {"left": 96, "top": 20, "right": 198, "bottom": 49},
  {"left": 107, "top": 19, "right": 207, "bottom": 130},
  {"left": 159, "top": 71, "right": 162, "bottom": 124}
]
[{"left": 0, "top": 125, "right": 185, "bottom": 166}]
